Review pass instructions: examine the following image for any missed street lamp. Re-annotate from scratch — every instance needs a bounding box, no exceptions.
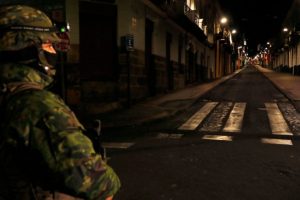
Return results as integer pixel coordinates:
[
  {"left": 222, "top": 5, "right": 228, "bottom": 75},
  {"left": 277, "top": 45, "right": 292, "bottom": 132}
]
[
  {"left": 229, "top": 29, "right": 237, "bottom": 45},
  {"left": 282, "top": 27, "right": 293, "bottom": 74},
  {"left": 220, "top": 17, "right": 228, "bottom": 25},
  {"left": 219, "top": 17, "right": 228, "bottom": 41}
]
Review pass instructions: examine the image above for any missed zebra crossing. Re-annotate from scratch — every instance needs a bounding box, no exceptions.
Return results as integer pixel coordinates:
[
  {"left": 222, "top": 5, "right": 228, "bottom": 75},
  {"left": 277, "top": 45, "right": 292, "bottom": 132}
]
[
  {"left": 265, "top": 103, "right": 292, "bottom": 135},
  {"left": 223, "top": 102, "right": 246, "bottom": 133},
  {"left": 103, "top": 101, "right": 300, "bottom": 150},
  {"left": 178, "top": 101, "right": 247, "bottom": 133},
  {"left": 178, "top": 102, "right": 218, "bottom": 131},
  {"left": 177, "top": 101, "right": 300, "bottom": 135},
  {"left": 174, "top": 101, "right": 300, "bottom": 146}
]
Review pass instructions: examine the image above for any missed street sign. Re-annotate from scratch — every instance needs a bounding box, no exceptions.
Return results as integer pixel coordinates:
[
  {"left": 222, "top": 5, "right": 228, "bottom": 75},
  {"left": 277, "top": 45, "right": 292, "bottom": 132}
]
[
  {"left": 125, "top": 34, "right": 134, "bottom": 51},
  {"left": 121, "top": 34, "right": 134, "bottom": 52}
]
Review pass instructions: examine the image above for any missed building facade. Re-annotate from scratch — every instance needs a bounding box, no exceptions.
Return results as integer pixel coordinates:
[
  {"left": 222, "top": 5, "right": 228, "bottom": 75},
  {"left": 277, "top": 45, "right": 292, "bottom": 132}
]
[
  {"left": 0, "top": 0, "right": 237, "bottom": 115},
  {"left": 66, "top": 0, "right": 237, "bottom": 115},
  {"left": 270, "top": 0, "right": 300, "bottom": 75}
]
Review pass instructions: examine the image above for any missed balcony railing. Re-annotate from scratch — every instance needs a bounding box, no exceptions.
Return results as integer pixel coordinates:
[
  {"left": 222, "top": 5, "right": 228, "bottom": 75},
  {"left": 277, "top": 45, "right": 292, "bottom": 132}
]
[
  {"left": 184, "top": 4, "right": 198, "bottom": 23},
  {"left": 184, "top": 3, "right": 206, "bottom": 35}
]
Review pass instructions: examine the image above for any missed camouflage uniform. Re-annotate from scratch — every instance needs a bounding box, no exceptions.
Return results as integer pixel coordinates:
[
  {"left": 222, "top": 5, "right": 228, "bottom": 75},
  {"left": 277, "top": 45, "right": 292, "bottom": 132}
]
[{"left": 0, "top": 5, "right": 120, "bottom": 200}]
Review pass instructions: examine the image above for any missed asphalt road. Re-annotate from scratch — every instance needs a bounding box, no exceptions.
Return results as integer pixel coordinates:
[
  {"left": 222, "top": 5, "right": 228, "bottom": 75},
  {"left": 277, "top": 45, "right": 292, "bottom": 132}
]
[{"left": 106, "top": 66, "right": 300, "bottom": 200}]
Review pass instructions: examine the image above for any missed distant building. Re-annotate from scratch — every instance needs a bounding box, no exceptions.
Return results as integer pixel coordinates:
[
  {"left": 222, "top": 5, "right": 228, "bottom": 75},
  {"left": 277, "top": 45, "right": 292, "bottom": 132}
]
[{"left": 270, "top": 0, "right": 300, "bottom": 75}]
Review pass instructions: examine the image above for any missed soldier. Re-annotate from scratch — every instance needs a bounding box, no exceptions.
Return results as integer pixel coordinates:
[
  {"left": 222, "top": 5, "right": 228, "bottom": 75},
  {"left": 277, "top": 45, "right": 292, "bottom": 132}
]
[{"left": 0, "top": 4, "right": 120, "bottom": 200}]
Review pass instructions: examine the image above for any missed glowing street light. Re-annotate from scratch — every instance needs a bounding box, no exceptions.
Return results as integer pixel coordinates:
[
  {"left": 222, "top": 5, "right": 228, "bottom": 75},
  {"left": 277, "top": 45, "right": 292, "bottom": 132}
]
[
  {"left": 283, "top": 27, "right": 288, "bottom": 32},
  {"left": 220, "top": 17, "right": 228, "bottom": 24},
  {"left": 231, "top": 29, "right": 237, "bottom": 34}
]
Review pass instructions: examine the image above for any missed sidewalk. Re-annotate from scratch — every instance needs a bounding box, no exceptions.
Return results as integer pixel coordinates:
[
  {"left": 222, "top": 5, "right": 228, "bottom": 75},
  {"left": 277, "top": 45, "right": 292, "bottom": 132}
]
[
  {"left": 95, "top": 69, "right": 243, "bottom": 129},
  {"left": 255, "top": 65, "right": 300, "bottom": 112},
  {"left": 95, "top": 65, "right": 300, "bottom": 129}
]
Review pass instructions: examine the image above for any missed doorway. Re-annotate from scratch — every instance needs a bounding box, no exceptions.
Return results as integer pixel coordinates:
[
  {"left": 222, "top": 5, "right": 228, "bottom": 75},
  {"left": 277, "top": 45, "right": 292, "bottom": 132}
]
[
  {"left": 166, "top": 32, "right": 174, "bottom": 90},
  {"left": 145, "top": 18, "right": 156, "bottom": 96}
]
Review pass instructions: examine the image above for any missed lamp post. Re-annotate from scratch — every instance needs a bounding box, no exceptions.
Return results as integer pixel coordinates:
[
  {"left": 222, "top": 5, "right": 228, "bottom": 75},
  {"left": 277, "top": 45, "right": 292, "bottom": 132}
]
[
  {"left": 220, "top": 17, "right": 228, "bottom": 39},
  {"left": 230, "top": 29, "right": 238, "bottom": 71},
  {"left": 283, "top": 27, "right": 293, "bottom": 75},
  {"left": 218, "top": 17, "right": 227, "bottom": 76}
]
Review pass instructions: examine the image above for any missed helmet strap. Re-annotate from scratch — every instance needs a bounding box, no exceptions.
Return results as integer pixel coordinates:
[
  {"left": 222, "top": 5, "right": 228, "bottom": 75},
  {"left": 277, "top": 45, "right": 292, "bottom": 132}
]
[{"left": 37, "top": 49, "right": 57, "bottom": 76}]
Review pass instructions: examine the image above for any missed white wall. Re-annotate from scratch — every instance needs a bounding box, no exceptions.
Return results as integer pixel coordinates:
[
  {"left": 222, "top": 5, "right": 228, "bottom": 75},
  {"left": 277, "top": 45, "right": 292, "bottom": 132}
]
[
  {"left": 117, "top": 0, "right": 184, "bottom": 62},
  {"left": 65, "top": 0, "right": 210, "bottom": 67},
  {"left": 117, "top": 0, "right": 145, "bottom": 50},
  {"left": 65, "top": 0, "right": 79, "bottom": 63},
  {"left": 117, "top": 0, "right": 131, "bottom": 45},
  {"left": 65, "top": 0, "right": 79, "bottom": 44}
]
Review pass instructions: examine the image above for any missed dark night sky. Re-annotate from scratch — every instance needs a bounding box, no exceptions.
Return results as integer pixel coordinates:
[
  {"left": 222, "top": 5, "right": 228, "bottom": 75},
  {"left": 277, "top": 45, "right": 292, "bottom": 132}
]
[{"left": 218, "top": 0, "right": 294, "bottom": 55}]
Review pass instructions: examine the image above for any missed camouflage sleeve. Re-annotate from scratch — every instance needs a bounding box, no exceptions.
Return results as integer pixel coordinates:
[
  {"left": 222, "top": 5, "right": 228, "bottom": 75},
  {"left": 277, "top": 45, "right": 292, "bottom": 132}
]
[{"left": 32, "top": 100, "right": 121, "bottom": 199}]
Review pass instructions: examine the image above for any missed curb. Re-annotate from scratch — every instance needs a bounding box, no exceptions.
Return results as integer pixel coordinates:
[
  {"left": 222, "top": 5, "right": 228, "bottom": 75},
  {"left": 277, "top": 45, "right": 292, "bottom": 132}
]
[
  {"left": 255, "top": 65, "right": 300, "bottom": 113},
  {"left": 160, "top": 68, "right": 245, "bottom": 120},
  {"left": 102, "top": 68, "right": 245, "bottom": 130}
]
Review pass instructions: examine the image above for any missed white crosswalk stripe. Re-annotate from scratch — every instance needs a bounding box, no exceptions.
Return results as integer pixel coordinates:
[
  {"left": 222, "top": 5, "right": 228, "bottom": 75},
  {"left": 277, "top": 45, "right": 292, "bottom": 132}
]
[
  {"left": 202, "top": 134, "right": 233, "bottom": 141},
  {"left": 101, "top": 101, "right": 300, "bottom": 152},
  {"left": 277, "top": 102, "right": 300, "bottom": 135},
  {"left": 223, "top": 102, "right": 246, "bottom": 132},
  {"left": 265, "top": 103, "right": 292, "bottom": 135},
  {"left": 177, "top": 101, "right": 298, "bottom": 136},
  {"left": 200, "top": 102, "right": 233, "bottom": 132},
  {"left": 178, "top": 101, "right": 247, "bottom": 133},
  {"left": 155, "top": 101, "right": 300, "bottom": 146},
  {"left": 178, "top": 102, "right": 218, "bottom": 131},
  {"left": 261, "top": 138, "right": 293, "bottom": 146}
]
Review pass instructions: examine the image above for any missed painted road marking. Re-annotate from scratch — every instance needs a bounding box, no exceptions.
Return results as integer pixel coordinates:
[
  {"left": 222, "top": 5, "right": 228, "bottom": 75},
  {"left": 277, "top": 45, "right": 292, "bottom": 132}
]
[
  {"left": 178, "top": 102, "right": 218, "bottom": 131},
  {"left": 102, "top": 142, "right": 135, "bottom": 149},
  {"left": 278, "top": 102, "right": 300, "bottom": 135},
  {"left": 202, "top": 134, "right": 233, "bottom": 141},
  {"left": 200, "top": 102, "right": 233, "bottom": 132},
  {"left": 201, "top": 135, "right": 293, "bottom": 145},
  {"left": 223, "top": 102, "right": 246, "bottom": 132},
  {"left": 265, "top": 103, "right": 292, "bottom": 135},
  {"left": 261, "top": 138, "right": 293, "bottom": 146}
]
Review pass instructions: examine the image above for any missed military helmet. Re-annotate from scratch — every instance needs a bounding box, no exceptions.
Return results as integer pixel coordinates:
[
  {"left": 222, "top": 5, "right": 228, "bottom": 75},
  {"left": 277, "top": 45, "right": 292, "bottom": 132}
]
[
  {"left": 0, "top": 5, "right": 61, "bottom": 76},
  {"left": 0, "top": 5, "right": 61, "bottom": 51}
]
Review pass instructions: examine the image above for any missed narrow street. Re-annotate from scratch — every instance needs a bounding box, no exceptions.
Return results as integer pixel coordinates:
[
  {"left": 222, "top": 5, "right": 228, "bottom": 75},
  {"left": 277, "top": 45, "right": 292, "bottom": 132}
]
[
  {"left": 1, "top": 1, "right": 299, "bottom": 200},
  {"left": 105, "top": 65, "right": 300, "bottom": 200}
]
